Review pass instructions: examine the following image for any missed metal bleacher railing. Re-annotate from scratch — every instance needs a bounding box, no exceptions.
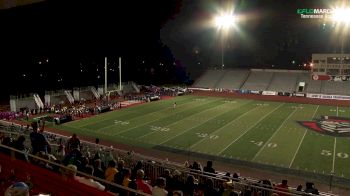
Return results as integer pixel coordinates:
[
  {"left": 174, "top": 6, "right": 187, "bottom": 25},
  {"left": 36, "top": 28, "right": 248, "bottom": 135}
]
[{"left": 0, "top": 122, "right": 339, "bottom": 196}]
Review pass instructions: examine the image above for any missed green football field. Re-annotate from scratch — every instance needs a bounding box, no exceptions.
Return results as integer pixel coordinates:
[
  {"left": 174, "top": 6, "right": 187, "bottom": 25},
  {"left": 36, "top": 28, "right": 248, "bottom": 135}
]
[{"left": 57, "top": 95, "right": 350, "bottom": 179}]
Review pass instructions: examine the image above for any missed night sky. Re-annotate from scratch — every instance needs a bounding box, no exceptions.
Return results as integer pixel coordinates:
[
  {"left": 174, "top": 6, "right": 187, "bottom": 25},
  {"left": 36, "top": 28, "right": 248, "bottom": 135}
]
[{"left": 0, "top": 0, "right": 348, "bottom": 101}]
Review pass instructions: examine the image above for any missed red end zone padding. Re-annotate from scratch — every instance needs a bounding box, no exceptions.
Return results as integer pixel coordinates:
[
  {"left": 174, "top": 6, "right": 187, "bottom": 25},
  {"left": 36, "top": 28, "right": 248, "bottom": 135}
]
[{"left": 0, "top": 153, "right": 113, "bottom": 196}]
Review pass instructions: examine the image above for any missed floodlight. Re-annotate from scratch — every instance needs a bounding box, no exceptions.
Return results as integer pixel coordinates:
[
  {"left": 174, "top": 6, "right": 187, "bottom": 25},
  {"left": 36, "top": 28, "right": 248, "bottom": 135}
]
[
  {"left": 215, "top": 14, "right": 236, "bottom": 28},
  {"left": 332, "top": 8, "right": 350, "bottom": 23}
]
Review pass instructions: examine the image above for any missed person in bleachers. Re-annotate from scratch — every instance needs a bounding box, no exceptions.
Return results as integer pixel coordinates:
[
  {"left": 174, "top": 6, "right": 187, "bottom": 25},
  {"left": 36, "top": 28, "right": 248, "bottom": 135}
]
[
  {"left": 304, "top": 182, "right": 319, "bottom": 195},
  {"left": 204, "top": 178, "right": 219, "bottom": 196},
  {"left": 66, "top": 133, "right": 81, "bottom": 153},
  {"left": 92, "top": 159, "right": 104, "bottom": 179},
  {"left": 135, "top": 169, "right": 152, "bottom": 194},
  {"left": 0, "top": 136, "right": 13, "bottom": 155},
  {"left": 183, "top": 175, "right": 196, "bottom": 196},
  {"left": 75, "top": 165, "right": 105, "bottom": 191},
  {"left": 160, "top": 169, "right": 173, "bottom": 192},
  {"left": 30, "top": 122, "right": 51, "bottom": 155},
  {"left": 105, "top": 160, "right": 118, "bottom": 182},
  {"left": 152, "top": 177, "right": 168, "bottom": 196},
  {"left": 13, "top": 135, "right": 28, "bottom": 162},
  {"left": 274, "top": 179, "right": 289, "bottom": 196},
  {"left": 62, "top": 146, "right": 82, "bottom": 166},
  {"left": 203, "top": 160, "right": 216, "bottom": 176},
  {"left": 131, "top": 161, "right": 143, "bottom": 180},
  {"left": 189, "top": 161, "right": 202, "bottom": 173},
  {"left": 122, "top": 168, "right": 132, "bottom": 187},
  {"left": 4, "top": 181, "right": 30, "bottom": 196}
]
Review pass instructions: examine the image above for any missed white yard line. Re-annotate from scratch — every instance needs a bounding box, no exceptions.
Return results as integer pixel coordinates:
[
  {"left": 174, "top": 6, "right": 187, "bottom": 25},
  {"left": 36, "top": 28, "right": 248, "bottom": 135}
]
[
  {"left": 189, "top": 104, "right": 258, "bottom": 149},
  {"left": 332, "top": 106, "right": 339, "bottom": 172},
  {"left": 157, "top": 101, "right": 253, "bottom": 145},
  {"left": 288, "top": 105, "right": 319, "bottom": 168},
  {"left": 138, "top": 100, "right": 252, "bottom": 140},
  {"left": 252, "top": 107, "right": 298, "bottom": 161},
  {"left": 77, "top": 97, "right": 194, "bottom": 128},
  {"left": 218, "top": 103, "right": 285, "bottom": 155},
  {"left": 113, "top": 98, "right": 228, "bottom": 137},
  {"left": 337, "top": 106, "right": 339, "bottom": 117},
  {"left": 332, "top": 137, "right": 337, "bottom": 173}
]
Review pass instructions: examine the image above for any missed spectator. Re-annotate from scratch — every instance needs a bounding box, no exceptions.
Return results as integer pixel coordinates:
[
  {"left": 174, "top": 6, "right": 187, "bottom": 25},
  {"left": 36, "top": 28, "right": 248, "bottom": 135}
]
[
  {"left": 169, "top": 170, "right": 183, "bottom": 193},
  {"left": 189, "top": 161, "right": 202, "bottom": 173},
  {"left": 275, "top": 179, "right": 289, "bottom": 196},
  {"left": 160, "top": 169, "right": 173, "bottom": 191},
  {"left": 66, "top": 133, "right": 81, "bottom": 153},
  {"left": 135, "top": 169, "right": 152, "bottom": 194},
  {"left": 152, "top": 177, "right": 168, "bottom": 196},
  {"left": 4, "top": 182, "right": 30, "bottom": 196},
  {"left": 62, "top": 147, "right": 82, "bottom": 166},
  {"left": 13, "top": 135, "right": 28, "bottom": 162},
  {"left": 30, "top": 122, "right": 51, "bottom": 155},
  {"left": 105, "top": 160, "right": 118, "bottom": 182},
  {"left": 0, "top": 136, "right": 13, "bottom": 155},
  {"left": 183, "top": 175, "right": 196, "bottom": 196},
  {"left": 204, "top": 178, "right": 219, "bottom": 196},
  {"left": 173, "top": 190, "right": 184, "bottom": 196},
  {"left": 131, "top": 161, "right": 143, "bottom": 180},
  {"left": 203, "top": 161, "right": 215, "bottom": 175},
  {"left": 93, "top": 159, "right": 104, "bottom": 179},
  {"left": 304, "top": 182, "right": 319, "bottom": 195},
  {"left": 75, "top": 166, "right": 105, "bottom": 191},
  {"left": 115, "top": 159, "right": 128, "bottom": 185}
]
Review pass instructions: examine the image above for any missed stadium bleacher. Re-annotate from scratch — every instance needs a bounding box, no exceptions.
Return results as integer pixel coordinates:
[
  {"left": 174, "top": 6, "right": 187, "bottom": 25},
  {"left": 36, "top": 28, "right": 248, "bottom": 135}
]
[{"left": 240, "top": 70, "right": 274, "bottom": 91}]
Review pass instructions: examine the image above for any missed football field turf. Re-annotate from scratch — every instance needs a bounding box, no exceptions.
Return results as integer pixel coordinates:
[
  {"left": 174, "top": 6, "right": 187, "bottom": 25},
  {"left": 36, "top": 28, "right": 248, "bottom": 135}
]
[{"left": 57, "top": 95, "right": 350, "bottom": 179}]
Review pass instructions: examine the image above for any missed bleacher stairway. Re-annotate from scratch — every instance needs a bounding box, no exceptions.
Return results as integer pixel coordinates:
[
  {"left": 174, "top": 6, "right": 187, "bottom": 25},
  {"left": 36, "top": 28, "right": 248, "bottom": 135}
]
[
  {"left": 33, "top": 94, "right": 44, "bottom": 109},
  {"left": 64, "top": 90, "right": 75, "bottom": 104}
]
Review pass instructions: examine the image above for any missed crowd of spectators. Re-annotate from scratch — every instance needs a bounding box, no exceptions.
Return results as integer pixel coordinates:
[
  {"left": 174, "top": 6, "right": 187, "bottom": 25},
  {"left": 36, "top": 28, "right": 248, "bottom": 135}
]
[{"left": 0, "top": 122, "right": 325, "bottom": 196}]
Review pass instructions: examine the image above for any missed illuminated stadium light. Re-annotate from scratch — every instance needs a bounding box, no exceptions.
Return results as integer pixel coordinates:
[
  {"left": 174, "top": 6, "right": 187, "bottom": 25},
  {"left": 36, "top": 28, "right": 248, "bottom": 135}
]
[
  {"left": 332, "top": 8, "right": 350, "bottom": 23},
  {"left": 215, "top": 14, "right": 236, "bottom": 29}
]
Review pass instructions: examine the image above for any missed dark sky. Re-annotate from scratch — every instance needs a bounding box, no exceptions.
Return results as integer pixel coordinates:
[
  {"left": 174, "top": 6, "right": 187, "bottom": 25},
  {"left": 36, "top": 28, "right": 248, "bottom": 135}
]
[
  {"left": 161, "top": 0, "right": 349, "bottom": 78},
  {"left": 0, "top": 0, "right": 349, "bottom": 100},
  {"left": 0, "top": 0, "right": 181, "bottom": 99}
]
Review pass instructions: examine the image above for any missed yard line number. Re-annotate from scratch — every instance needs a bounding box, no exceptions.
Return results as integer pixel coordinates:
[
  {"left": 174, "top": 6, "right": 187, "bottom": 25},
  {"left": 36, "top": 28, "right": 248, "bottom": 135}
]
[
  {"left": 251, "top": 140, "right": 277, "bottom": 148},
  {"left": 321, "top": 150, "right": 349, "bottom": 159},
  {"left": 196, "top": 133, "right": 219, "bottom": 140},
  {"left": 150, "top": 126, "right": 170, "bottom": 132},
  {"left": 114, "top": 120, "right": 130, "bottom": 125}
]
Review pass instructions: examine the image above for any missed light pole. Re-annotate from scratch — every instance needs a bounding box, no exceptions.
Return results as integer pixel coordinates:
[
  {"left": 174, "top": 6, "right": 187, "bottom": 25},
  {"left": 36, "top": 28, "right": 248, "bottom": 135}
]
[
  {"left": 332, "top": 8, "right": 350, "bottom": 73},
  {"left": 215, "top": 14, "right": 236, "bottom": 69}
]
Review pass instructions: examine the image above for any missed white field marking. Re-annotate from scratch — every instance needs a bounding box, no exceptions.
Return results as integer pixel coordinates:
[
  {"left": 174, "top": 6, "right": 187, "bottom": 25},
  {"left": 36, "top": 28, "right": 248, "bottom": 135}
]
[
  {"left": 332, "top": 137, "right": 337, "bottom": 173},
  {"left": 157, "top": 100, "right": 253, "bottom": 145},
  {"left": 108, "top": 98, "right": 221, "bottom": 135},
  {"left": 333, "top": 106, "right": 338, "bottom": 172},
  {"left": 189, "top": 105, "right": 259, "bottom": 149},
  {"left": 78, "top": 97, "right": 195, "bottom": 128},
  {"left": 337, "top": 106, "right": 339, "bottom": 117},
  {"left": 115, "top": 98, "right": 244, "bottom": 137},
  {"left": 96, "top": 99, "right": 204, "bottom": 132},
  {"left": 137, "top": 100, "right": 251, "bottom": 139},
  {"left": 289, "top": 105, "right": 319, "bottom": 168},
  {"left": 218, "top": 103, "right": 285, "bottom": 155},
  {"left": 252, "top": 107, "right": 299, "bottom": 161}
]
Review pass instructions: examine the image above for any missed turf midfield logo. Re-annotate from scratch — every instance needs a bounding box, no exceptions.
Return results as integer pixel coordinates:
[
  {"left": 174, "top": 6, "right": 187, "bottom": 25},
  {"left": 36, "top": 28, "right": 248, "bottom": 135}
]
[{"left": 300, "top": 116, "right": 350, "bottom": 137}]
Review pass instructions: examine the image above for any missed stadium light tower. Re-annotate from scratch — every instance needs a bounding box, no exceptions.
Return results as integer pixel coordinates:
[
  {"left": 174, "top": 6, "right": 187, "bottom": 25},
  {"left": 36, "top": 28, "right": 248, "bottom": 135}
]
[
  {"left": 332, "top": 8, "right": 350, "bottom": 67},
  {"left": 215, "top": 14, "right": 236, "bottom": 68}
]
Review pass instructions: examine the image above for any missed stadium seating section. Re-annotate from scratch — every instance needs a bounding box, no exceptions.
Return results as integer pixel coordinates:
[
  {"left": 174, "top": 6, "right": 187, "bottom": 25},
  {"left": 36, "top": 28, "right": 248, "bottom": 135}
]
[{"left": 193, "top": 69, "right": 350, "bottom": 95}]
